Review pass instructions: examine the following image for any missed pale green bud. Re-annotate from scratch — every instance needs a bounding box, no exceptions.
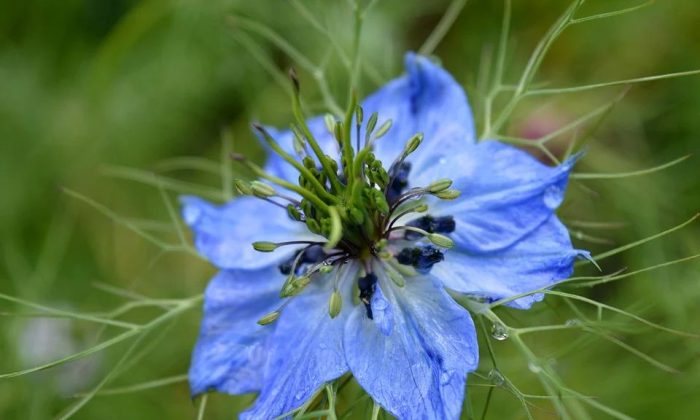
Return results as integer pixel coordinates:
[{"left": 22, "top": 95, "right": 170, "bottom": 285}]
[
  {"left": 374, "top": 119, "right": 393, "bottom": 140},
  {"left": 427, "top": 179, "right": 453, "bottom": 193},
  {"left": 333, "top": 121, "right": 343, "bottom": 143},
  {"left": 318, "top": 264, "right": 334, "bottom": 274},
  {"left": 257, "top": 310, "right": 280, "bottom": 325},
  {"left": 324, "top": 113, "right": 336, "bottom": 135},
  {"left": 252, "top": 241, "right": 278, "bottom": 252},
  {"left": 378, "top": 250, "right": 392, "bottom": 260},
  {"left": 434, "top": 189, "right": 461, "bottom": 200},
  {"left": 234, "top": 179, "right": 252, "bottom": 196},
  {"left": 366, "top": 112, "right": 379, "bottom": 136},
  {"left": 280, "top": 275, "right": 311, "bottom": 298},
  {"left": 414, "top": 203, "right": 429, "bottom": 213},
  {"left": 403, "top": 133, "right": 424, "bottom": 156},
  {"left": 428, "top": 233, "right": 455, "bottom": 248},
  {"left": 328, "top": 291, "right": 342, "bottom": 318},
  {"left": 294, "top": 275, "right": 311, "bottom": 288},
  {"left": 355, "top": 105, "right": 364, "bottom": 125},
  {"left": 293, "top": 133, "right": 306, "bottom": 156},
  {"left": 251, "top": 181, "right": 276, "bottom": 198}
]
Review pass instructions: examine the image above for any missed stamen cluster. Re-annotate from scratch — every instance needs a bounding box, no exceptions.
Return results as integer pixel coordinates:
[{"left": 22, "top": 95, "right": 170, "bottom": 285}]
[{"left": 232, "top": 71, "right": 461, "bottom": 322}]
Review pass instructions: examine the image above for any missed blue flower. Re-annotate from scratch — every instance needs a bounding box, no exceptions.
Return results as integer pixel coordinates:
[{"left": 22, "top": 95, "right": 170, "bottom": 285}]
[{"left": 182, "top": 52, "right": 587, "bottom": 419}]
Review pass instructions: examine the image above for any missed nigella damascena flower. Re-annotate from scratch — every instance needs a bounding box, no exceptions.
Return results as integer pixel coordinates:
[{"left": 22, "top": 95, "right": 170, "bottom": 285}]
[{"left": 181, "top": 53, "right": 588, "bottom": 419}]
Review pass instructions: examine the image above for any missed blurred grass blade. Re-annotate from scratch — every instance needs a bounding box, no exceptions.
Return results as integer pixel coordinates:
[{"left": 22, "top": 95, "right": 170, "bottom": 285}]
[
  {"left": 0, "top": 292, "right": 137, "bottom": 329},
  {"left": 582, "top": 213, "right": 699, "bottom": 264},
  {"left": 571, "top": 1, "right": 655, "bottom": 25},
  {"left": 418, "top": 0, "right": 469, "bottom": 56},
  {"left": 101, "top": 165, "right": 225, "bottom": 201},
  {"left": 572, "top": 155, "right": 690, "bottom": 179},
  {"left": 529, "top": 69, "right": 700, "bottom": 96},
  {"left": 84, "top": 374, "right": 188, "bottom": 396}
]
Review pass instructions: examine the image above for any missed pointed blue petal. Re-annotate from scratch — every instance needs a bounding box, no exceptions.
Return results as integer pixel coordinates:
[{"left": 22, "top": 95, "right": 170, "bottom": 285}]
[
  {"left": 181, "top": 195, "right": 320, "bottom": 270},
  {"left": 189, "top": 267, "right": 283, "bottom": 396},
  {"left": 433, "top": 215, "right": 587, "bottom": 309},
  {"left": 429, "top": 140, "right": 578, "bottom": 253},
  {"left": 241, "top": 265, "right": 357, "bottom": 419},
  {"left": 345, "top": 273, "right": 478, "bottom": 420},
  {"left": 361, "top": 53, "right": 476, "bottom": 177}
]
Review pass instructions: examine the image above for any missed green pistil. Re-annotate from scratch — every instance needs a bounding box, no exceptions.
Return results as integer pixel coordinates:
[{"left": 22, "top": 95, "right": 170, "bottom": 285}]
[
  {"left": 253, "top": 123, "right": 338, "bottom": 204},
  {"left": 340, "top": 92, "right": 358, "bottom": 182},
  {"left": 289, "top": 69, "right": 344, "bottom": 193}
]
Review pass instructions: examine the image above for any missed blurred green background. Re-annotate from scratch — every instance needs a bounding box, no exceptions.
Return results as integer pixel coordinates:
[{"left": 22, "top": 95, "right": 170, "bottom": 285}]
[{"left": 1, "top": 0, "right": 699, "bottom": 418}]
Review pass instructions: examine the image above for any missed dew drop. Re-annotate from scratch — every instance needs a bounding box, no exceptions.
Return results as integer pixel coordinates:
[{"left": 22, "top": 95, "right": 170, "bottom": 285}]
[
  {"left": 543, "top": 185, "right": 563, "bottom": 209},
  {"left": 487, "top": 369, "right": 505, "bottom": 386},
  {"left": 490, "top": 322, "right": 509, "bottom": 341},
  {"left": 528, "top": 361, "right": 542, "bottom": 373},
  {"left": 372, "top": 296, "right": 389, "bottom": 310},
  {"left": 440, "top": 370, "right": 453, "bottom": 385},
  {"left": 438, "top": 156, "right": 447, "bottom": 165},
  {"left": 295, "top": 391, "right": 305, "bottom": 400},
  {"left": 565, "top": 318, "right": 580, "bottom": 327},
  {"left": 183, "top": 205, "right": 202, "bottom": 225}
]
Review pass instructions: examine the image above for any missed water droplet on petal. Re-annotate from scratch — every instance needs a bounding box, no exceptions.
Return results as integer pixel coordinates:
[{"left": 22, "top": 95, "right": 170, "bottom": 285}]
[
  {"left": 295, "top": 391, "right": 305, "bottom": 400},
  {"left": 543, "top": 185, "right": 563, "bottom": 209},
  {"left": 438, "top": 156, "right": 447, "bottom": 165},
  {"left": 371, "top": 289, "right": 394, "bottom": 336},
  {"left": 490, "top": 322, "right": 509, "bottom": 341},
  {"left": 440, "top": 370, "right": 453, "bottom": 385},
  {"left": 183, "top": 205, "right": 202, "bottom": 225},
  {"left": 372, "top": 295, "right": 389, "bottom": 310},
  {"left": 487, "top": 369, "right": 505, "bottom": 386}
]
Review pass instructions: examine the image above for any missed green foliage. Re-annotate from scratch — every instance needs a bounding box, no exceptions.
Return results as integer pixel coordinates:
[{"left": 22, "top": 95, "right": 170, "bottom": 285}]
[{"left": 1, "top": 0, "right": 699, "bottom": 418}]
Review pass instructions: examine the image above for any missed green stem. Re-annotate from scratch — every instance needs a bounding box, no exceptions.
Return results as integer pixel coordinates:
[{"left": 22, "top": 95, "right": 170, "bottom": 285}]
[
  {"left": 291, "top": 91, "right": 344, "bottom": 193},
  {"left": 341, "top": 93, "right": 358, "bottom": 183}
]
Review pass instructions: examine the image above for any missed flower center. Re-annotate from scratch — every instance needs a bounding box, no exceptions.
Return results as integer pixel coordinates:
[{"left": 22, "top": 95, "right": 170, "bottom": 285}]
[{"left": 233, "top": 72, "right": 461, "bottom": 323}]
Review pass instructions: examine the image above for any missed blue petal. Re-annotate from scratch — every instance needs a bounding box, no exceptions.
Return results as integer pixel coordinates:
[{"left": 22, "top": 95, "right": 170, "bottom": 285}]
[
  {"left": 361, "top": 53, "right": 476, "bottom": 177},
  {"left": 429, "top": 140, "right": 578, "bottom": 252},
  {"left": 189, "top": 267, "right": 283, "bottom": 395},
  {"left": 345, "top": 272, "right": 479, "bottom": 420},
  {"left": 432, "top": 215, "right": 587, "bottom": 309},
  {"left": 181, "top": 195, "right": 320, "bottom": 270},
  {"left": 241, "top": 265, "right": 357, "bottom": 419}
]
